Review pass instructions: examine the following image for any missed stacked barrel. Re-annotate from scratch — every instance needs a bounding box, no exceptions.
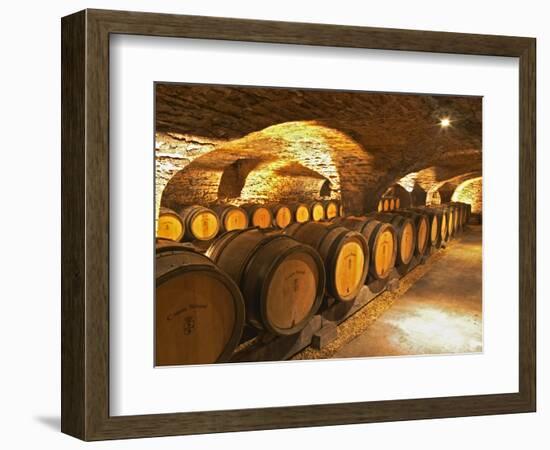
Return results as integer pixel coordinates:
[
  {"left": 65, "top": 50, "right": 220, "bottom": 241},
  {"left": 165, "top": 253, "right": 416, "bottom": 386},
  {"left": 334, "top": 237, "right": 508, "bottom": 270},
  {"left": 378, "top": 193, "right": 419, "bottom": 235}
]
[
  {"left": 155, "top": 198, "right": 472, "bottom": 366},
  {"left": 156, "top": 199, "right": 344, "bottom": 244},
  {"left": 377, "top": 196, "right": 401, "bottom": 212},
  {"left": 366, "top": 201, "right": 470, "bottom": 258}
]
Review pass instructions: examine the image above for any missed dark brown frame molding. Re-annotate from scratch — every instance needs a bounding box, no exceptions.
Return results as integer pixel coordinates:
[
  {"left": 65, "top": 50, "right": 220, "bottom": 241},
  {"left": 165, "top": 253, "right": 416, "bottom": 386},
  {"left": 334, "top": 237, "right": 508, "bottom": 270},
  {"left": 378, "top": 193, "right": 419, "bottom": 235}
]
[{"left": 61, "top": 9, "right": 536, "bottom": 441}]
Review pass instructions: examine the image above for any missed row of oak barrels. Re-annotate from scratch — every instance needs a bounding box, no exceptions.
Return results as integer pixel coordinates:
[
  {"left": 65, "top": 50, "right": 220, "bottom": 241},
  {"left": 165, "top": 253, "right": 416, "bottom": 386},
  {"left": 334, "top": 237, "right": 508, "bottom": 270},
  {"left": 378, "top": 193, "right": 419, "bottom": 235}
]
[
  {"left": 155, "top": 202, "right": 471, "bottom": 366},
  {"left": 377, "top": 196, "right": 401, "bottom": 212},
  {"left": 157, "top": 200, "right": 344, "bottom": 242}
]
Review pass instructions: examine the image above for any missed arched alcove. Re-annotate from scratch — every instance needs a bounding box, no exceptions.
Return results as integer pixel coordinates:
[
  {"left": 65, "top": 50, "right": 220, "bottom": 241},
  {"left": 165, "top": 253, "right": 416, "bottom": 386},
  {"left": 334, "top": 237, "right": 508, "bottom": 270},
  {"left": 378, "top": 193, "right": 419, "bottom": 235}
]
[
  {"left": 217, "top": 158, "right": 263, "bottom": 200},
  {"left": 319, "top": 179, "right": 334, "bottom": 198},
  {"left": 238, "top": 161, "right": 333, "bottom": 204},
  {"left": 160, "top": 130, "right": 339, "bottom": 210},
  {"left": 383, "top": 184, "right": 413, "bottom": 208},
  {"left": 452, "top": 177, "right": 483, "bottom": 213},
  {"left": 410, "top": 184, "right": 428, "bottom": 206},
  {"left": 161, "top": 121, "right": 375, "bottom": 212},
  {"left": 426, "top": 190, "right": 442, "bottom": 206}
]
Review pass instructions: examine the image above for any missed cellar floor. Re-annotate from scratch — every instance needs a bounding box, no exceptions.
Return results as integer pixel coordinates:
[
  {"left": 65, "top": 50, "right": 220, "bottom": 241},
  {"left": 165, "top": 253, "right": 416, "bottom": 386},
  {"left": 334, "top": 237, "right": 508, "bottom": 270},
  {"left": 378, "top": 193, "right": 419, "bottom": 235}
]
[{"left": 334, "top": 225, "right": 482, "bottom": 358}]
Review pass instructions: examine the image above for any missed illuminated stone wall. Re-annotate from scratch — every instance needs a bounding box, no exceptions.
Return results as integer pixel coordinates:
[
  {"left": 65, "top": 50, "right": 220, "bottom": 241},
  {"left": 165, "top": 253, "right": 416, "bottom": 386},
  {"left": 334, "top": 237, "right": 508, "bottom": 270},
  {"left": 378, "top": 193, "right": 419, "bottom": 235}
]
[
  {"left": 159, "top": 122, "right": 370, "bottom": 212},
  {"left": 426, "top": 190, "right": 441, "bottom": 206},
  {"left": 155, "top": 133, "right": 219, "bottom": 218},
  {"left": 452, "top": 177, "right": 483, "bottom": 214}
]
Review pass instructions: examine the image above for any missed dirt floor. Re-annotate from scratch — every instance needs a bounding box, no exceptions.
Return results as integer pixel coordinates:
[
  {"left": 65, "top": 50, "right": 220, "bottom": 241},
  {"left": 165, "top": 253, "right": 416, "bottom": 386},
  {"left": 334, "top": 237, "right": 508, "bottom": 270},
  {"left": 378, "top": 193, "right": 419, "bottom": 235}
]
[{"left": 292, "top": 225, "right": 482, "bottom": 360}]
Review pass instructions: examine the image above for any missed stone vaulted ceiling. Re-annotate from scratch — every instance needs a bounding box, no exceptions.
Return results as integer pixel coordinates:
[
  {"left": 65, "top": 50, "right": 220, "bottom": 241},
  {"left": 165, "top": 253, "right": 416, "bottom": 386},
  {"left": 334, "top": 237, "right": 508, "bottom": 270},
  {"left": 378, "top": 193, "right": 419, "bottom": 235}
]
[{"left": 155, "top": 83, "right": 482, "bottom": 214}]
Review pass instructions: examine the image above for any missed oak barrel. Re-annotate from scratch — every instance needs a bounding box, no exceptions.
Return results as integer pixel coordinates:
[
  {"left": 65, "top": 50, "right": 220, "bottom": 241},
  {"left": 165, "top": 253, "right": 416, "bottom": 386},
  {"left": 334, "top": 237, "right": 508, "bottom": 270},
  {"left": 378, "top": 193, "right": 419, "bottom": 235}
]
[
  {"left": 155, "top": 244, "right": 245, "bottom": 366},
  {"left": 455, "top": 204, "right": 463, "bottom": 231},
  {"left": 447, "top": 204, "right": 460, "bottom": 234},
  {"left": 459, "top": 202, "right": 470, "bottom": 225},
  {"left": 373, "top": 213, "right": 416, "bottom": 267},
  {"left": 324, "top": 200, "right": 339, "bottom": 220},
  {"left": 335, "top": 216, "right": 397, "bottom": 280},
  {"left": 393, "top": 211, "right": 430, "bottom": 256},
  {"left": 288, "top": 202, "right": 310, "bottom": 223},
  {"left": 438, "top": 208, "right": 449, "bottom": 242},
  {"left": 460, "top": 203, "right": 467, "bottom": 225},
  {"left": 408, "top": 207, "right": 443, "bottom": 248},
  {"left": 285, "top": 222, "right": 369, "bottom": 302},
  {"left": 438, "top": 206, "right": 453, "bottom": 239},
  {"left": 156, "top": 238, "right": 200, "bottom": 254},
  {"left": 447, "top": 207, "right": 455, "bottom": 238},
  {"left": 211, "top": 204, "right": 249, "bottom": 232},
  {"left": 178, "top": 205, "right": 220, "bottom": 241},
  {"left": 457, "top": 202, "right": 472, "bottom": 224},
  {"left": 309, "top": 200, "right": 326, "bottom": 222},
  {"left": 450, "top": 202, "right": 465, "bottom": 229},
  {"left": 465, "top": 203, "right": 472, "bottom": 223},
  {"left": 157, "top": 207, "right": 185, "bottom": 242},
  {"left": 270, "top": 204, "right": 293, "bottom": 229},
  {"left": 241, "top": 204, "right": 273, "bottom": 229},
  {"left": 206, "top": 229, "right": 325, "bottom": 335}
]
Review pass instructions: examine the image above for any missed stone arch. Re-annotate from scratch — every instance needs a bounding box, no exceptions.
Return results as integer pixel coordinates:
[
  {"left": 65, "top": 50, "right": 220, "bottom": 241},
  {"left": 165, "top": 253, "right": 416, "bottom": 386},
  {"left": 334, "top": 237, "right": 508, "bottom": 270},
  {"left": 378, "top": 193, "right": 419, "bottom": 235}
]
[
  {"left": 438, "top": 183, "right": 455, "bottom": 203},
  {"left": 392, "top": 166, "right": 482, "bottom": 208},
  {"left": 238, "top": 161, "right": 332, "bottom": 204},
  {"left": 429, "top": 172, "right": 482, "bottom": 207},
  {"left": 452, "top": 177, "right": 483, "bottom": 213},
  {"left": 161, "top": 121, "right": 377, "bottom": 213},
  {"left": 217, "top": 158, "right": 263, "bottom": 200},
  {"left": 411, "top": 184, "right": 428, "bottom": 206},
  {"left": 319, "top": 179, "right": 334, "bottom": 198},
  {"left": 427, "top": 190, "right": 441, "bottom": 206},
  {"left": 383, "top": 184, "right": 413, "bottom": 208}
]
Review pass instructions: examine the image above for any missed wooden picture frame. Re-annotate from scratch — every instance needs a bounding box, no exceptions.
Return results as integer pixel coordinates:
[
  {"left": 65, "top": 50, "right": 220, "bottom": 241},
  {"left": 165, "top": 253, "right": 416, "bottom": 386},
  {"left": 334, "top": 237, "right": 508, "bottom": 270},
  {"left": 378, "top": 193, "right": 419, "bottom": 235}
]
[{"left": 61, "top": 8, "right": 536, "bottom": 441}]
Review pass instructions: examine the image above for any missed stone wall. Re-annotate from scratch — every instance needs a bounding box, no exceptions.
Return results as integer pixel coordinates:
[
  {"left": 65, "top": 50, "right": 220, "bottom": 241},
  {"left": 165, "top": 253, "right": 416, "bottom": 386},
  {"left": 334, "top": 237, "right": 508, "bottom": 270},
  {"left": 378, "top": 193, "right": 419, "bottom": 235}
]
[
  {"left": 452, "top": 177, "right": 483, "bottom": 214},
  {"left": 159, "top": 122, "right": 359, "bottom": 212},
  {"left": 155, "top": 133, "right": 220, "bottom": 218}
]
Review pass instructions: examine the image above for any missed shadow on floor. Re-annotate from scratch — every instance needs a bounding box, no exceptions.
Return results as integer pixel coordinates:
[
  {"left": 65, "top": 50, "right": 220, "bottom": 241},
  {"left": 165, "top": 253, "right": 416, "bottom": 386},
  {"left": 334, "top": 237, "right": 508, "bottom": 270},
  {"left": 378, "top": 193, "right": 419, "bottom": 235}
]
[{"left": 34, "top": 415, "right": 60, "bottom": 431}]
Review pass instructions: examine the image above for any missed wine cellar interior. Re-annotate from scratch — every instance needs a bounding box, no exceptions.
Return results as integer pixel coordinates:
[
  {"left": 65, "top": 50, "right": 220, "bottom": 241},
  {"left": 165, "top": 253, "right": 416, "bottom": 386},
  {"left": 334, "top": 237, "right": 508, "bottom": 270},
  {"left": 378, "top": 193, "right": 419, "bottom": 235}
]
[{"left": 155, "top": 84, "right": 483, "bottom": 366}]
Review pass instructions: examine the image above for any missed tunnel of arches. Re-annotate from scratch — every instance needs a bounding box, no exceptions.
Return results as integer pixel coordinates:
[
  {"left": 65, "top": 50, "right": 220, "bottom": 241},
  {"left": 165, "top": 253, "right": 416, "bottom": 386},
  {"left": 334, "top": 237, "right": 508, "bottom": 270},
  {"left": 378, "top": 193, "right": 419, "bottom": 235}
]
[{"left": 156, "top": 84, "right": 482, "bottom": 219}]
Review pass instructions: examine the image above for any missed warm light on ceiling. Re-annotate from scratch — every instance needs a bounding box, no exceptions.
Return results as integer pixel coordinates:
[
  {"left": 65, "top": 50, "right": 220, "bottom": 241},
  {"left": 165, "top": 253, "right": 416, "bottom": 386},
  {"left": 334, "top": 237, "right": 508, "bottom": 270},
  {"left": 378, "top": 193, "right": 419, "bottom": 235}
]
[{"left": 440, "top": 117, "right": 451, "bottom": 128}]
